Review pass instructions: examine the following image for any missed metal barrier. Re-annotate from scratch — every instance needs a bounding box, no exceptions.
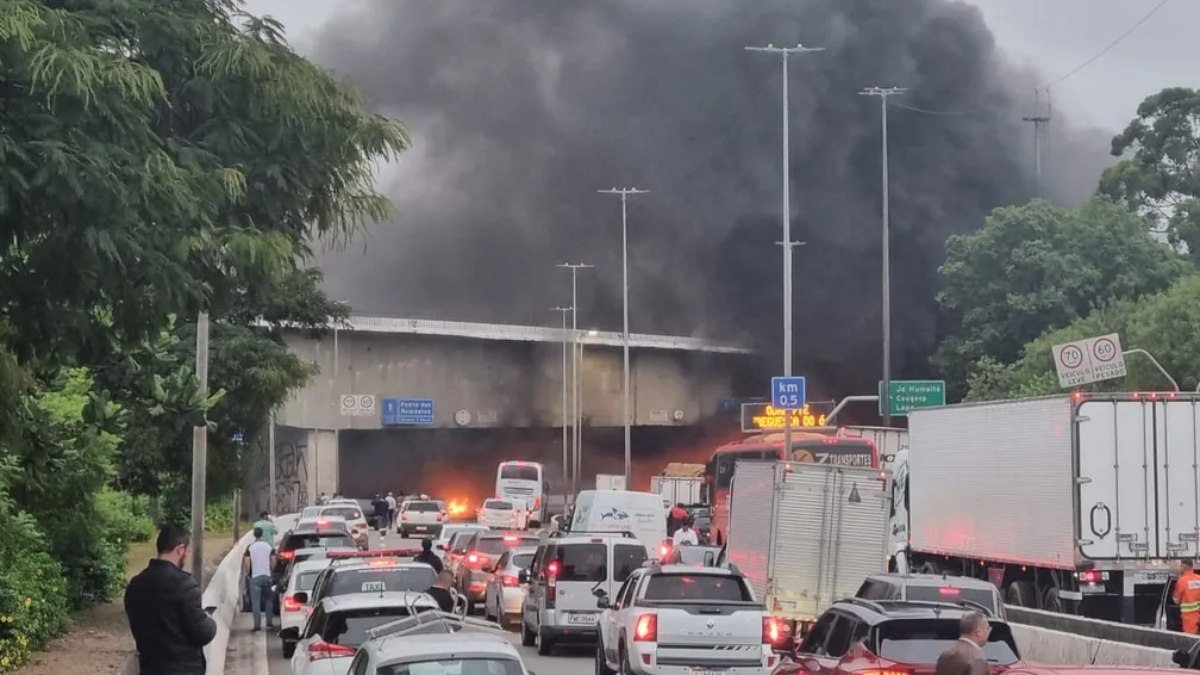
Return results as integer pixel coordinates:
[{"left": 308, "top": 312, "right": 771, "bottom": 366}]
[{"left": 1006, "top": 605, "right": 1197, "bottom": 651}]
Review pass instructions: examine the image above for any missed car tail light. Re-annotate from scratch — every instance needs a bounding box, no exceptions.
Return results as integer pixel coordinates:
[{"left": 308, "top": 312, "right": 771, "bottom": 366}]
[
  {"left": 858, "top": 670, "right": 911, "bottom": 675},
  {"left": 659, "top": 543, "right": 670, "bottom": 558},
  {"left": 283, "top": 595, "right": 302, "bottom": 612},
  {"left": 504, "top": 535, "right": 519, "bottom": 543},
  {"left": 502, "top": 575, "right": 519, "bottom": 587},
  {"left": 546, "top": 560, "right": 559, "bottom": 609},
  {"left": 468, "top": 553, "right": 492, "bottom": 568},
  {"left": 279, "top": 550, "right": 295, "bottom": 561},
  {"left": 401, "top": 513, "right": 409, "bottom": 521},
  {"left": 938, "top": 587, "right": 961, "bottom": 596},
  {"left": 307, "top": 640, "right": 356, "bottom": 661},
  {"left": 436, "top": 513, "right": 444, "bottom": 521},
  {"left": 762, "top": 616, "right": 782, "bottom": 644},
  {"left": 534, "top": 496, "right": 541, "bottom": 509},
  {"left": 634, "top": 614, "right": 657, "bottom": 642}
]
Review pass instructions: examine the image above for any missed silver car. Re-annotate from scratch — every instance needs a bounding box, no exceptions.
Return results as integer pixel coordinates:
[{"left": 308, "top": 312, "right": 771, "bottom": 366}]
[{"left": 483, "top": 546, "right": 537, "bottom": 627}]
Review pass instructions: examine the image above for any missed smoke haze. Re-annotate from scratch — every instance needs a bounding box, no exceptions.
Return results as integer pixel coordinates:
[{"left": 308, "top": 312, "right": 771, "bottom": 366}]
[{"left": 307, "top": 0, "right": 1110, "bottom": 398}]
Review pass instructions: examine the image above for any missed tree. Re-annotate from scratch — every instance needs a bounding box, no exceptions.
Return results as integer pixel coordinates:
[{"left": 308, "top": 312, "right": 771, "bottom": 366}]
[
  {"left": 967, "top": 275, "right": 1200, "bottom": 400},
  {"left": 933, "top": 197, "right": 1185, "bottom": 397},
  {"left": 1100, "top": 87, "right": 1200, "bottom": 262}
]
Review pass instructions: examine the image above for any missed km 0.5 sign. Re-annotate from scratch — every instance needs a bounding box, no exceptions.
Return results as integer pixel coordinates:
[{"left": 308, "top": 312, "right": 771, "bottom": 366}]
[{"left": 1051, "top": 332, "right": 1127, "bottom": 388}]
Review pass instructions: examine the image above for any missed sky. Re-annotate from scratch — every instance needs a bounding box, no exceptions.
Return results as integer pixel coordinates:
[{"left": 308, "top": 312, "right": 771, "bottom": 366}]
[{"left": 243, "top": 0, "right": 1198, "bottom": 131}]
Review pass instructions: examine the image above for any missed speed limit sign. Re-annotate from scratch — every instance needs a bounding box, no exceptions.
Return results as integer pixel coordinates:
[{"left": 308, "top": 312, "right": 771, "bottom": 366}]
[
  {"left": 340, "top": 394, "right": 377, "bottom": 417},
  {"left": 1052, "top": 333, "right": 1126, "bottom": 388}
]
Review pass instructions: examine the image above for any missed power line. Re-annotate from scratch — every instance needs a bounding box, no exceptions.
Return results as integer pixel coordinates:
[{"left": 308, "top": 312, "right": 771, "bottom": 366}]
[
  {"left": 1045, "top": 0, "right": 1171, "bottom": 87},
  {"left": 887, "top": 100, "right": 968, "bottom": 116}
]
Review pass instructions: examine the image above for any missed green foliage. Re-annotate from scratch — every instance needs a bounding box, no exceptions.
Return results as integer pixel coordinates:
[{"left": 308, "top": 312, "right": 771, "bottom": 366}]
[
  {"left": 157, "top": 483, "right": 235, "bottom": 534},
  {"left": 966, "top": 277, "right": 1200, "bottom": 400},
  {"left": 934, "top": 196, "right": 1186, "bottom": 397},
  {"left": 96, "top": 489, "right": 154, "bottom": 545},
  {"left": 1099, "top": 87, "right": 1200, "bottom": 262}
]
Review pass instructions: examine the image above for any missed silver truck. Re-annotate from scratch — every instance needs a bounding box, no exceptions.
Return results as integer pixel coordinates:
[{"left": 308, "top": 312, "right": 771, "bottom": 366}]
[
  {"left": 897, "top": 393, "right": 1200, "bottom": 624},
  {"left": 724, "top": 460, "right": 892, "bottom": 627}
]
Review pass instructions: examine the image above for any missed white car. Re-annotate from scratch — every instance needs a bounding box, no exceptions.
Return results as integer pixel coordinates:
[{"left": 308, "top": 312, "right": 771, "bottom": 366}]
[
  {"left": 285, "top": 592, "right": 438, "bottom": 675},
  {"left": 398, "top": 499, "right": 447, "bottom": 537},
  {"left": 317, "top": 504, "right": 371, "bottom": 550},
  {"left": 300, "top": 506, "right": 323, "bottom": 519},
  {"left": 279, "top": 557, "right": 334, "bottom": 658},
  {"left": 434, "top": 524, "right": 488, "bottom": 558},
  {"left": 345, "top": 630, "right": 529, "bottom": 675},
  {"left": 479, "top": 498, "right": 526, "bottom": 530},
  {"left": 483, "top": 546, "right": 536, "bottom": 627}
]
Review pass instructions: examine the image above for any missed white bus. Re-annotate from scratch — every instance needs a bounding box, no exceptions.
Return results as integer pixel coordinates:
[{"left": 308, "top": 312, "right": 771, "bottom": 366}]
[{"left": 495, "top": 461, "right": 548, "bottom": 527}]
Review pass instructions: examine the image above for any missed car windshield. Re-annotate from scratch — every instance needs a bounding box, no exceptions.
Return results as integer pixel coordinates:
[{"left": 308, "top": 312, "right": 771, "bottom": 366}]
[
  {"left": 321, "top": 506, "right": 363, "bottom": 521},
  {"left": 301, "top": 507, "right": 323, "bottom": 518},
  {"left": 477, "top": 536, "right": 539, "bottom": 555},
  {"left": 283, "top": 533, "right": 355, "bottom": 551},
  {"left": 904, "top": 586, "right": 998, "bottom": 613},
  {"left": 644, "top": 574, "right": 751, "bottom": 601},
  {"left": 320, "top": 607, "right": 428, "bottom": 646},
  {"left": 875, "top": 620, "right": 1020, "bottom": 665},
  {"left": 485, "top": 500, "right": 513, "bottom": 510},
  {"left": 554, "top": 543, "right": 606, "bottom": 582},
  {"left": 500, "top": 465, "right": 540, "bottom": 481},
  {"left": 405, "top": 502, "right": 441, "bottom": 512},
  {"left": 326, "top": 567, "right": 437, "bottom": 596},
  {"left": 378, "top": 658, "right": 524, "bottom": 675}
]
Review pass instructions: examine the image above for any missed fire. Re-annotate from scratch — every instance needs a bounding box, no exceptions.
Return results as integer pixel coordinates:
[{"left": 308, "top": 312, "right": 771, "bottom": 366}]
[{"left": 447, "top": 499, "right": 469, "bottom": 518}]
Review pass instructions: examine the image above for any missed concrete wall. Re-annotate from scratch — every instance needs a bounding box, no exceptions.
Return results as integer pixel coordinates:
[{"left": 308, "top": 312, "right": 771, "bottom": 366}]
[
  {"left": 249, "top": 426, "right": 338, "bottom": 514},
  {"left": 276, "top": 332, "right": 741, "bottom": 431}
]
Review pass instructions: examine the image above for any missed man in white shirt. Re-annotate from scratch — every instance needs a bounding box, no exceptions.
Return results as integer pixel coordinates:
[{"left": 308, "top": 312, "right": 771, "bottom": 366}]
[
  {"left": 386, "top": 491, "right": 398, "bottom": 529},
  {"left": 243, "top": 527, "right": 276, "bottom": 632},
  {"left": 672, "top": 518, "right": 699, "bottom": 546}
]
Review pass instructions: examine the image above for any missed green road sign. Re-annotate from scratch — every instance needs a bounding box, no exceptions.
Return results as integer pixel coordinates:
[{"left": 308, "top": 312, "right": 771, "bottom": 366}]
[{"left": 878, "top": 380, "right": 946, "bottom": 417}]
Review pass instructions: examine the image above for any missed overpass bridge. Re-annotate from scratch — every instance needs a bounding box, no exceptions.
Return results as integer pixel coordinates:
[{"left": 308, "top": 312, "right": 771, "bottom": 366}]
[{"left": 257, "top": 315, "right": 753, "bottom": 511}]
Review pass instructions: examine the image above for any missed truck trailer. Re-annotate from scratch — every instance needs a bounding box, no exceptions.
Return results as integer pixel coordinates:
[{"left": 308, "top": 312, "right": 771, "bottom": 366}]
[
  {"left": 843, "top": 426, "right": 908, "bottom": 471},
  {"left": 726, "top": 460, "right": 891, "bottom": 628},
  {"left": 650, "top": 462, "right": 705, "bottom": 505},
  {"left": 895, "top": 393, "right": 1200, "bottom": 624}
]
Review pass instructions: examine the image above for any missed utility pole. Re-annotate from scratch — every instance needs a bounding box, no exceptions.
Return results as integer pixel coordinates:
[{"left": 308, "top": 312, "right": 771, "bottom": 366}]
[
  {"left": 597, "top": 187, "right": 648, "bottom": 488},
  {"left": 746, "top": 43, "right": 823, "bottom": 456},
  {"left": 190, "top": 311, "right": 210, "bottom": 580},
  {"left": 860, "top": 86, "right": 907, "bottom": 427},
  {"left": 268, "top": 409, "right": 276, "bottom": 515},
  {"left": 557, "top": 263, "right": 593, "bottom": 498},
  {"left": 551, "top": 306, "right": 573, "bottom": 485},
  {"left": 1023, "top": 88, "right": 1052, "bottom": 193}
]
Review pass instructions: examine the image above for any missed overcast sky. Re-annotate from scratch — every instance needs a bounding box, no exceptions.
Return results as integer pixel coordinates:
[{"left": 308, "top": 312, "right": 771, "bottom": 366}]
[{"left": 243, "top": 0, "right": 1197, "bottom": 131}]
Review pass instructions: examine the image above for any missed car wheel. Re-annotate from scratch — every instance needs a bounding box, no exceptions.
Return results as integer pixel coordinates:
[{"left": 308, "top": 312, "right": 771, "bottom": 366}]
[
  {"left": 596, "top": 639, "right": 615, "bottom": 675},
  {"left": 281, "top": 640, "right": 295, "bottom": 659},
  {"left": 521, "top": 616, "right": 536, "bottom": 646},
  {"left": 618, "top": 642, "right": 632, "bottom": 675},
  {"left": 536, "top": 627, "right": 555, "bottom": 656}
]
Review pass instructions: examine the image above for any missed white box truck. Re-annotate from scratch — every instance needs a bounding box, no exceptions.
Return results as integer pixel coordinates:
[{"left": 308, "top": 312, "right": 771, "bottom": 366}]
[
  {"left": 842, "top": 426, "right": 908, "bottom": 471},
  {"left": 650, "top": 462, "right": 705, "bottom": 505},
  {"left": 596, "top": 474, "right": 627, "bottom": 491},
  {"left": 894, "top": 393, "right": 1200, "bottom": 625},
  {"left": 725, "top": 460, "right": 891, "bottom": 627}
]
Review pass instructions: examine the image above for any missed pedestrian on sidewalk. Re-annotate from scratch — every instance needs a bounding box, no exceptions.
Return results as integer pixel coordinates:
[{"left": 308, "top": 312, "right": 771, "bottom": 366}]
[
  {"left": 244, "top": 527, "right": 277, "bottom": 632},
  {"left": 124, "top": 525, "right": 216, "bottom": 675},
  {"left": 386, "top": 491, "right": 398, "bottom": 529}
]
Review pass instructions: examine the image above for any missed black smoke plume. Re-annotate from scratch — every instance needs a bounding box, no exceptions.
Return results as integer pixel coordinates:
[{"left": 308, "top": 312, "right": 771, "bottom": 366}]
[{"left": 308, "top": 0, "right": 1103, "bottom": 400}]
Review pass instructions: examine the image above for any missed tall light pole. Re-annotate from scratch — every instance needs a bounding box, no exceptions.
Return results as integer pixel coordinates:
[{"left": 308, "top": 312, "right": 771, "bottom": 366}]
[
  {"left": 190, "top": 311, "right": 210, "bottom": 579},
  {"left": 557, "top": 263, "right": 593, "bottom": 498},
  {"left": 551, "top": 306, "right": 573, "bottom": 485},
  {"left": 859, "top": 86, "right": 906, "bottom": 426},
  {"left": 746, "top": 43, "right": 823, "bottom": 455},
  {"left": 597, "top": 187, "right": 648, "bottom": 487}
]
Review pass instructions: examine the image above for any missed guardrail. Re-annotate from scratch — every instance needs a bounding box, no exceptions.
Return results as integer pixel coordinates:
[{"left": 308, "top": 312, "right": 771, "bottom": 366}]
[{"left": 1006, "top": 605, "right": 1196, "bottom": 651}]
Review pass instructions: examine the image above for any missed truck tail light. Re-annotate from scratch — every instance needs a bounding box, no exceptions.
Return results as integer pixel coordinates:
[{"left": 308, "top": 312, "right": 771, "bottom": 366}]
[
  {"left": 634, "top": 614, "right": 657, "bottom": 642},
  {"left": 762, "top": 616, "right": 782, "bottom": 644}
]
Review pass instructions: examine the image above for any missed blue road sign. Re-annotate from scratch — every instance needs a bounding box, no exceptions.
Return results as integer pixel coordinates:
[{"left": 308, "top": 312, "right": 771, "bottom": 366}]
[
  {"left": 770, "top": 376, "right": 807, "bottom": 410},
  {"left": 231, "top": 429, "right": 245, "bottom": 444},
  {"left": 382, "top": 398, "right": 435, "bottom": 426}
]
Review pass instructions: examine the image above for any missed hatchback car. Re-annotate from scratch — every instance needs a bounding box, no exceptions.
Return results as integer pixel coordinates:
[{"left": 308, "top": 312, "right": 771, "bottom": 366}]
[
  {"left": 453, "top": 532, "right": 541, "bottom": 612},
  {"left": 855, "top": 573, "right": 1007, "bottom": 619},
  {"left": 398, "top": 500, "right": 448, "bottom": 537},
  {"left": 479, "top": 498, "right": 526, "bottom": 530},
  {"left": 317, "top": 504, "right": 371, "bottom": 550},
  {"left": 483, "top": 546, "right": 537, "bottom": 627},
  {"left": 283, "top": 592, "right": 437, "bottom": 675},
  {"left": 279, "top": 557, "right": 334, "bottom": 658}
]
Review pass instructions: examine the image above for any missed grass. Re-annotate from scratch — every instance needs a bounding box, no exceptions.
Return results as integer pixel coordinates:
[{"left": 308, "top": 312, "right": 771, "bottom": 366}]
[{"left": 125, "top": 530, "right": 237, "bottom": 580}]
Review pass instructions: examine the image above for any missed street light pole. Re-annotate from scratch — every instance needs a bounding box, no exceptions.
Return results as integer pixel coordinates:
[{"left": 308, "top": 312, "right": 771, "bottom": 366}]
[
  {"left": 746, "top": 43, "right": 823, "bottom": 455},
  {"left": 551, "top": 307, "right": 573, "bottom": 485},
  {"left": 557, "top": 263, "right": 593, "bottom": 498},
  {"left": 598, "top": 187, "right": 648, "bottom": 488},
  {"left": 860, "top": 86, "right": 907, "bottom": 427},
  {"left": 190, "top": 311, "right": 210, "bottom": 580}
]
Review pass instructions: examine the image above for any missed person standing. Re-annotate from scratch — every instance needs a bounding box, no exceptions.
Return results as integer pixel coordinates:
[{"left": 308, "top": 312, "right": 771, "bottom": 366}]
[
  {"left": 672, "top": 518, "right": 699, "bottom": 546},
  {"left": 413, "top": 537, "right": 444, "bottom": 573},
  {"left": 1174, "top": 560, "right": 1200, "bottom": 634},
  {"left": 316, "top": 492, "right": 328, "bottom": 506},
  {"left": 667, "top": 503, "right": 688, "bottom": 537},
  {"left": 386, "top": 491, "right": 398, "bottom": 529},
  {"left": 372, "top": 494, "right": 389, "bottom": 532},
  {"left": 124, "top": 525, "right": 216, "bottom": 675},
  {"left": 244, "top": 527, "right": 277, "bottom": 632},
  {"left": 935, "top": 611, "right": 991, "bottom": 675},
  {"left": 424, "top": 569, "right": 457, "bottom": 613},
  {"left": 252, "top": 511, "right": 277, "bottom": 545}
]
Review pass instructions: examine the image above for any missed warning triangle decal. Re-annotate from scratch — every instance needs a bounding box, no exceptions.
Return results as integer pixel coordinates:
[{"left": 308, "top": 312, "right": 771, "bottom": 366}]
[{"left": 848, "top": 483, "right": 862, "bottom": 503}]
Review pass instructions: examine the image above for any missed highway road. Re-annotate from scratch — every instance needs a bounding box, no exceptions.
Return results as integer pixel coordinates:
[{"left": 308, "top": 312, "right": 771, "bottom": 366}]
[{"left": 240, "top": 527, "right": 591, "bottom": 675}]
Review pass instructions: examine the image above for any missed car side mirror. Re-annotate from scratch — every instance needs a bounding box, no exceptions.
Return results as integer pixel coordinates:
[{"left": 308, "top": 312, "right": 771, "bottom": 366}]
[
  {"left": 1173, "top": 649, "right": 1191, "bottom": 667},
  {"left": 279, "top": 626, "right": 300, "bottom": 641},
  {"left": 596, "top": 596, "right": 611, "bottom": 609},
  {"left": 437, "top": 544, "right": 447, "bottom": 551},
  {"left": 293, "top": 591, "right": 308, "bottom": 604},
  {"left": 592, "top": 588, "right": 608, "bottom": 598},
  {"left": 203, "top": 606, "right": 217, "bottom": 615},
  {"left": 518, "top": 569, "right": 530, "bottom": 584}
]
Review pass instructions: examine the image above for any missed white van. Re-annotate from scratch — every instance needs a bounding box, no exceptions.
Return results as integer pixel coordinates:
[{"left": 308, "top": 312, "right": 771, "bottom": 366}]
[{"left": 569, "top": 489, "right": 667, "bottom": 555}]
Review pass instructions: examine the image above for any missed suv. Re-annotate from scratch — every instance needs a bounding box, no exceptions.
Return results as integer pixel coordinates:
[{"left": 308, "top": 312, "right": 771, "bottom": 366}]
[
  {"left": 855, "top": 573, "right": 1007, "bottom": 619},
  {"left": 775, "top": 599, "right": 1023, "bottom": 675},
  {"left": 398, "top": 500, "right": 447, "bottom": 537},
  {"left": 451, "top": 531, "right": 541, "bottom": 612},
  {"left": 520, "top": 532, "right": 649, "bottom": 655},
  {"left": 595, "top": 563, "right": 777, "bottom": 675}
]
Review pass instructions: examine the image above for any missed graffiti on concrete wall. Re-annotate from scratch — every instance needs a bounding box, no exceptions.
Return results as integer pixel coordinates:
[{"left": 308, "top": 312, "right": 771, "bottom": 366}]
[{"left": 253, "top": 437, "right": 309, "bottom": 514}]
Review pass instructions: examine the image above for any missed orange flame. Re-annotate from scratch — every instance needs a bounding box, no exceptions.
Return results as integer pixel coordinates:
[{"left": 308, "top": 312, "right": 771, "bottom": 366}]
[{"left": 447, "top": 499, "right": 469, "bottom": 518}]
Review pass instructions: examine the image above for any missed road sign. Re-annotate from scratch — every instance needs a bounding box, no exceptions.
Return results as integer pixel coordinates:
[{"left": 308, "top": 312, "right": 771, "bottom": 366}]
[
  {"left": 771, "top": 376, "right": 807, "bottom": 410},
  {"left": 340, "top": 394, "right": 377, "bottom": 417},
  {"left": 381, "top": 398, "right": 435, "bottom": 426},
  {"left": 1051, "top": 333, "right": 1127, "bottom": 388},
  {"left": 231, "top": 429, "right": 245, "bottom": 444},
  {"left": 740, "top": 401, "right": 835, "bottom": 432},
  {"left": 878, "top": 380, "right": 946, "bottom": 417}
]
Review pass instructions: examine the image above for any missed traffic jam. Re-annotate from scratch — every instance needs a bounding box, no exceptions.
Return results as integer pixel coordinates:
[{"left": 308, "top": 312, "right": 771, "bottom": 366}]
[{"left": 254, "top": 393, "right": 1200, "bottom": 675}]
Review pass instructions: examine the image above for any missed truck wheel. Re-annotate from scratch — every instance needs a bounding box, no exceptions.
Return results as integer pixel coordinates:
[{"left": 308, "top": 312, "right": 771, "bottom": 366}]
[
  {"left": 918, "top": 561, "right": 942, "bottom": 575},
  {"left": 1041, "top": 584, "right": 1065, "bottom": 613},
  {"left": 1007, "top": 580, "right": 1036, "bottom": 607}
]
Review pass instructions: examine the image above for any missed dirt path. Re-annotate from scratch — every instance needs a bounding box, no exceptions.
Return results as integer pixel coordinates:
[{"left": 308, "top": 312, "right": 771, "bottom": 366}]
[{"left": 12, "top": 531, "right": 236, "bottom": 675}]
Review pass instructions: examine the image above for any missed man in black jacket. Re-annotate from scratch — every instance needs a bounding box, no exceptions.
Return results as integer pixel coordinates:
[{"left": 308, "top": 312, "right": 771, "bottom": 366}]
[
  {"left": 413, "top": 537, "right": 443, "bottom": 573},
  {"left": 125, "top": 525, "right": 217, "bottom": 675}
]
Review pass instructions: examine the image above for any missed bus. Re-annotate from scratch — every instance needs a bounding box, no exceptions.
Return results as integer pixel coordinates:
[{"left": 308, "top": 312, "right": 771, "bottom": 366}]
[
  {"left": 495, "top": 461, "right": 549, "bottom": 527},
  {"left": 705, "top": 430, "right": 878, "bottom": 545}
]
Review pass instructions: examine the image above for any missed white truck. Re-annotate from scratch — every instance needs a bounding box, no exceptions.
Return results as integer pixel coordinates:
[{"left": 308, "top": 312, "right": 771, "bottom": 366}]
[
  {"left": 842, "top": 426, "right": 908, "bottom": 471},
  {"left": 894, "top": 393, "right": 1200, "bottom": 625},
  {"left": 596, "top": 474, "right": 627, "bottom": 491},
  {"left": 725, "top": 459, "right": 891, "bottom": 628},
  {"left": 649, "top": 462, "right": 705, "bottom": 505}
]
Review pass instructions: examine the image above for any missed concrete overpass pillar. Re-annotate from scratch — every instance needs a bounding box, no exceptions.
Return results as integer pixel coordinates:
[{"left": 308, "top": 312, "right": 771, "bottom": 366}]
[{"left": 308, "top": 429, "right": 340, "bottom": 501}]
